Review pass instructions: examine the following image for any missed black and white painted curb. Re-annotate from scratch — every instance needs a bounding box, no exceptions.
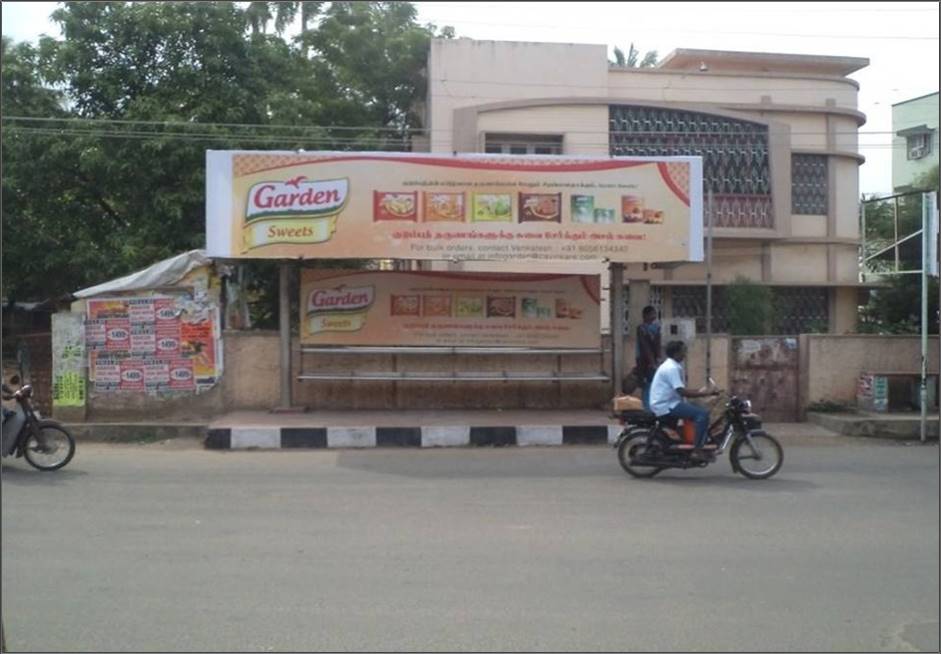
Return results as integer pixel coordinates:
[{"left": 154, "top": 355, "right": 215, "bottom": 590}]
[{"left": 205, "top": 424, "right": 623, "bottom": 449}]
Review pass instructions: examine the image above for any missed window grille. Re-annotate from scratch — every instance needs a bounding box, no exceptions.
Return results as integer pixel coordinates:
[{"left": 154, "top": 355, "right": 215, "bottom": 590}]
[
  {"left": 484, "top": 133, "right": 563, "bottom": 155},
  {"left": 610, "top": 105, "right": 773, "bottom": 228},
  {"left": 791, "top": 154, "right": 828, "bottom": 215}
]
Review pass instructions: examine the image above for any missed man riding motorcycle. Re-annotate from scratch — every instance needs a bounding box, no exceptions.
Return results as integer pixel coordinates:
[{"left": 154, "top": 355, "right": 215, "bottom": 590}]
[{"left": 648, "top": 340, "right": 720, "bottom": 461}]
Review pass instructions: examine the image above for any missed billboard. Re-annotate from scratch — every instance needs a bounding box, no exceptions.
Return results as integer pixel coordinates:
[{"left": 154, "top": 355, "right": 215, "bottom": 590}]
[
  {"left": 207, "top": 151, "right": 703, "bottom": 263},
  {"left": 299, "top": 270, "right": 601, "bottom": 348}
]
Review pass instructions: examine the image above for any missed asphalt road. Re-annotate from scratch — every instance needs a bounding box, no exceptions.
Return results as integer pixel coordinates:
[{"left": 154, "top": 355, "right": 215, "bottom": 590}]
[{"left": 2, "top": 437, "right": 939, "bottom": 652}]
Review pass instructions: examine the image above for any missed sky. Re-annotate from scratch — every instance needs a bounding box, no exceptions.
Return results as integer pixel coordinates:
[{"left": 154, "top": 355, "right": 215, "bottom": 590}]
[{"left": 2, "top": 1, "right": 938, "bottom": 196}]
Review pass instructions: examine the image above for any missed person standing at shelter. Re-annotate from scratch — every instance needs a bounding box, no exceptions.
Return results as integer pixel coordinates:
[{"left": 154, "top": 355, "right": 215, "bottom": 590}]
[{"left": 635, "top": 305, "right": 662, "bottom": 410}]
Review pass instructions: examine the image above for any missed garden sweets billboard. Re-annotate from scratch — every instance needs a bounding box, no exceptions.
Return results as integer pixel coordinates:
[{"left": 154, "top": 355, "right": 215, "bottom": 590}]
[
  {"left": 300, "top": 270, "right": 601, "bottom": 348},
  {"left": 206, "top": 151, "right": 703, "bottom": 263}
]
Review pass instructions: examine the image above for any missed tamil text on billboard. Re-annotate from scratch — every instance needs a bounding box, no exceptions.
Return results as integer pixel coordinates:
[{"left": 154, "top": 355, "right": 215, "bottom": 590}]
[
  {"left": 207, "top": 151, "right": 703, "bottom": 263},
  {"left": 299, "top": 270, "right": 601, "bottom": 348}
]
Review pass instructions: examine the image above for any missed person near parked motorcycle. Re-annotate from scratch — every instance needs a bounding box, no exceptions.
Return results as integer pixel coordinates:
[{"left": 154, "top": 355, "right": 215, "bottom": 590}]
[
  {"left": 635, "top": 305, "right": 661, "bottom": 410},
  {"left": 649, "top": 340, "right": 720, "bottom": 460}
]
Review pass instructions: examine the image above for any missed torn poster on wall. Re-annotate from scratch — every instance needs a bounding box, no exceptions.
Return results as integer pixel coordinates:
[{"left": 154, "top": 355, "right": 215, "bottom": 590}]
[{"left": 85, "top": 294, "right": 221, "bottom": 394}]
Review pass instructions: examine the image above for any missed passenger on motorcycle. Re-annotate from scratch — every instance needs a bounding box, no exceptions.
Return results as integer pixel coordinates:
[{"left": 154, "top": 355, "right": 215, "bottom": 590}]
[{"left": 648, "top": 341, "right": 720, "bottom": 460}]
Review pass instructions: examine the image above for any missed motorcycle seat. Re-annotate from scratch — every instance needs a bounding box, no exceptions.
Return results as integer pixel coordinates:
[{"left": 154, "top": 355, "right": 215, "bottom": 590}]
[{"left": 618, "top": 409, "right": 656, "bottom": 424}]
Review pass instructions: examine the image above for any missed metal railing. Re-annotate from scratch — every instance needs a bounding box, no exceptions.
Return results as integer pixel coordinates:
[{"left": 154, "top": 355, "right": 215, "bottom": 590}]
[{"left": 298, "top": 346, "right": 610, "bottom": 382}]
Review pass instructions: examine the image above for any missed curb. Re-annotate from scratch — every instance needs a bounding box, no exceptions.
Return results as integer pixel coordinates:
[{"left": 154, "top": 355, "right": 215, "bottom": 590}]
[
  {"left": 64, "top": 423, "right": 207, "bottom": 443},
  {"left": 805, "top": 412, "right": 940, "bottom": 441},
  {"left": 206, "top": 424, "right": 624, "bottom": 450}
]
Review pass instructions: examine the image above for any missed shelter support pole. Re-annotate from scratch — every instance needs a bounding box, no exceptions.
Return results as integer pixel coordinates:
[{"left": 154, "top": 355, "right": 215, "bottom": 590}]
[
  {"left": 705, "top": 189, "right": 714, "bottom": 386},
  {"left": 921, "top": 192, "right": 933, "bottom": 443},
  {"left": 278, "top": 261, "right": 295, "bottom": 411},
  {"left": 611, "top": 262, "right": 626, "bottom": 397},
  {"left": 626, "top": 279, "right": 651, "bottom": 338}
]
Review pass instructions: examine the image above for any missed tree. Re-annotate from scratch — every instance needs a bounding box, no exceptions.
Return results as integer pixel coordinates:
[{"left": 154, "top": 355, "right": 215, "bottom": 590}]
[
  {"left": 1, "top": 1, "right": 452, "bottom": 307},
  {"left": 611, "top": 43, "right": 658, "bottom": 68},
  {"left": 725, "top": 276, "right": 773, "bottom": 335},
  {"left": 858, "top": 164, "right": 940, "bottom": 334},
  {"left": 300, "top": 1, "right": 438, "bottom": 146}
]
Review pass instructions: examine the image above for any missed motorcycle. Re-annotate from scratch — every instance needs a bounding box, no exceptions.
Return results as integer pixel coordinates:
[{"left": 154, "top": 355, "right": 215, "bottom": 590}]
[
  {"left": 2, "top": 378, "right": 75, "bottom": 471},
  {"left": 614, "top": 395, "right": 783, "bottom": 480}
]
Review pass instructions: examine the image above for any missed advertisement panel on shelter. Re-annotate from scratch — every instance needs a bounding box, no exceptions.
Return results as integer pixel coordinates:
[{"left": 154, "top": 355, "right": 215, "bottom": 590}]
[
  {"left": 207, "top": 151, "right": 703, "bottom": 263},
  {"left": 299, "top": 270, "right": 601, "bottom": 348}
]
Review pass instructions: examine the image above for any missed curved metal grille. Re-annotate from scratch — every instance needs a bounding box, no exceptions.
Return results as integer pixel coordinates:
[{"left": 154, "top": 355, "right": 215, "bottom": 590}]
[{"left": 609, "top": 105, "right": 774, "bottom": 228}]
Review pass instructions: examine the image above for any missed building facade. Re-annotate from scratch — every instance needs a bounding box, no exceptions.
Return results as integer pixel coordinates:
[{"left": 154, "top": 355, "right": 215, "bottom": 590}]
[
  {"left": 422, "top": 39, "right": 870, "bottom": 335},
  {"left": 892, "top": 91, "right": 939, "bottom": 192}
]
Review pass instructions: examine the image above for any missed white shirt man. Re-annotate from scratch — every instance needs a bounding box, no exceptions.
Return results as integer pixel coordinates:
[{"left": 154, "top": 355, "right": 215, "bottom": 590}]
[
  {"left": 648, "top": 341, "right": 720, "bottom": 457},
  {"left": 649, "top": 356, "right": 685, "bottom": 417}
]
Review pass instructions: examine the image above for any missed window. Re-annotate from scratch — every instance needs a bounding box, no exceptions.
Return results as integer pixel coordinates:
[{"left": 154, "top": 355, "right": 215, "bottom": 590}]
[
  {"left": 609, "top": 105, "right": 773, "bottom": 229},
  {"left": 484, "top": 133, "right": 563, "bottom": 155},
  {"left": 791, "top": 154, "right": 829, "bottom": 215},
  {"left": 670, "top": 285, "right": 828, "bottom": 334},
  {"left": 907, "top": 133, "right": 932, "bottom": 160}
]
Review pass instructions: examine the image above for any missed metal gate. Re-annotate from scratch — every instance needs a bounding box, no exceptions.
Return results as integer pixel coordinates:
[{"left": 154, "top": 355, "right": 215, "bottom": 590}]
[{"left": 729, "top": 337, "right": 799, "bottom": 422}]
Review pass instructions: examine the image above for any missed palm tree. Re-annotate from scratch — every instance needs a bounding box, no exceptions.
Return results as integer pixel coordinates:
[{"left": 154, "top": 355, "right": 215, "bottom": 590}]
[
  {"left": 612, "top": 43, "right": 658, "bottom": 68},
  {"left": 245, "top": 1, "right": 273, "bottom": 35}
]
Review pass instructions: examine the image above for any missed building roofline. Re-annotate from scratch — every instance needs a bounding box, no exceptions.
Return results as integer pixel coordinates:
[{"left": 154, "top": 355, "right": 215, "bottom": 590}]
[
  {"left": 891, "top": 91, "right": 940, "bottom": 107},
  {"left": 658, "top": 48, "right": 869, "bottom": 77},
  {"left": 609, "top": 64, "right": 861, "bottom": 90}
]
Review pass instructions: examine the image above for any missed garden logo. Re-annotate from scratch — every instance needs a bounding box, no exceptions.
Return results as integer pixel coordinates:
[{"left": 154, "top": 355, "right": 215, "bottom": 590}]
[
  {"left": 242, "top": 175, "right": 349, "bottom": 251},
  {"left": 306, "top": 285, "right": 375, "bottom": 334}
]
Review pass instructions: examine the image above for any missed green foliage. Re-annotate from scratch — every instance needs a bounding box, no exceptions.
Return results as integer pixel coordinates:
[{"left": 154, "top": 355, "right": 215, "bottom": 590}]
[
  {"left": 859, "top": 165, "right": 940, "bottom": 334},
  {"left": 1, "top": 1, "right": 453, "bottom": 307},
  {"left": 806, "top": 400, "right": 855, "bottom": 413},
  {"left": 611, "top": 43, "right": 658, "bottom": 68},
  {"left": 725, "top": 276, "right": 773, "bottom": 335},
  {"left": 913, "top": 163, "right": 940, "bottom": 194},
  {"left": 858, "top": 275, "right": 939, "bottom": 335}
]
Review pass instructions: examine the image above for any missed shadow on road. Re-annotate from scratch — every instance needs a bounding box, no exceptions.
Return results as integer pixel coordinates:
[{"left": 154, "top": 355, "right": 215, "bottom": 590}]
[
  {"left": 0, "top": 462, "right": 88, "bottom": 486},
  {"left": 334, "top": 449, "right": 817, "bottom": 491},
  {"left": 336, "top": 448, "right": 620, "bottom": 479},
  {"left": 641, "top": 473, "right": 818, "bottom": 492}
]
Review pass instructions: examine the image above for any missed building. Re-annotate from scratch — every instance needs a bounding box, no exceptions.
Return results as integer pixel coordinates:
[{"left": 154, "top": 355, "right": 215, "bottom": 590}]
[
  {"left": 892, "top": 91, "right": 939, "bottom": 192},
  {"left": 422, "top": 39, "right": 871, "bottom": 335}
]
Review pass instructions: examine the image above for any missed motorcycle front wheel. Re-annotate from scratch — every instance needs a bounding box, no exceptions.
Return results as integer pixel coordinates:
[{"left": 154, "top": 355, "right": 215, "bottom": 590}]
[
  {"left": 730, "top": 432, "right": 782, "bottom": 480},
  {"left": 617, "top": 431, "right": 664, "bottom": 478},
  {"left": 23, "top": 420, "right": 76, "bottom": 471}
]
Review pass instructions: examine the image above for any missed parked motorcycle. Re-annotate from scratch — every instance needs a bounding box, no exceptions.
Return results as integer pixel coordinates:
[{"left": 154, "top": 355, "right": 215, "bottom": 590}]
[
  {"left": 614, "top": 395, "right": 783, "bottom": 479},
  {"left": 2, "top": 379, "right": 75, "bottom": 471}
]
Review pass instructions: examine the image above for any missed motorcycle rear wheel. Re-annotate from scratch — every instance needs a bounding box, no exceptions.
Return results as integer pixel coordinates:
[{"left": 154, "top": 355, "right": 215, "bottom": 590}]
[
  {"left": 617, "top": 432, "right": 664, "bottom": 478},
  {"left": 730, "top": 432, "right": 783, "bottom": 480},
  {"left": 23, "top": 421, "right": 75, "bottom": 471}
]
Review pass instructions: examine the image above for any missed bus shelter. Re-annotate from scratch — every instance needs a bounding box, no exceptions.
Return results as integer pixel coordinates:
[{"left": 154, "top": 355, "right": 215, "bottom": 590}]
[{"left": 205, "top": 151, "right": 704, "bottom": 411}]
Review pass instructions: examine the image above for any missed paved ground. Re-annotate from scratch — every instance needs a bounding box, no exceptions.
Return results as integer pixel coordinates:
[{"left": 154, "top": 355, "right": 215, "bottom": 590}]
[{"left": 1, "top": 437, "right": 938, "bottom": 652}]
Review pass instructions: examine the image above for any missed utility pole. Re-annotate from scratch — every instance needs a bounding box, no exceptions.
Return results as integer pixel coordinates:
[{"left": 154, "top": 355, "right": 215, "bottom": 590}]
[{"left": 705, "top": 189, "right": 714, "bottom": 385}]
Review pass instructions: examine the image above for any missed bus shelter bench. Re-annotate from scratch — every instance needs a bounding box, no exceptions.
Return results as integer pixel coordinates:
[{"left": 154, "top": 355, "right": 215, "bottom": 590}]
[{"left": 298, "top": 346, "right": 610, "bottom": 383}]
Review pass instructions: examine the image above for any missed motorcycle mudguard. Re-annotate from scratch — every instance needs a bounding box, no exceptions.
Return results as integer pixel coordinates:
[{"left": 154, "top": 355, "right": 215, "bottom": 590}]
[{"left": 731, "top": 429, "right": 768, "bottom": 474}]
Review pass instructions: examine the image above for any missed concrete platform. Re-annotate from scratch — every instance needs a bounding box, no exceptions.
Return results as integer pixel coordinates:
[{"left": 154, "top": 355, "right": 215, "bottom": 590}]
[
  {"left": 807, "top": 410, "right": 940, "bottom": 440},
  {"left": 201, "top": 410, "right": 846, "bottom": 450},
  {"left": 63, "top": 411, "right": 846, "bottom": 449}
]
